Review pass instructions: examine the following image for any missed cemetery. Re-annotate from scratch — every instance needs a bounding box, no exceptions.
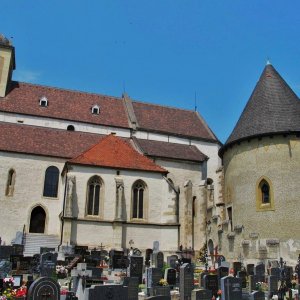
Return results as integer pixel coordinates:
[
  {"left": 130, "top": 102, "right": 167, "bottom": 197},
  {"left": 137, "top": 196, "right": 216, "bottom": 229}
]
[{"left": 0, "top": 239, "right": 300, "bottom": 300}]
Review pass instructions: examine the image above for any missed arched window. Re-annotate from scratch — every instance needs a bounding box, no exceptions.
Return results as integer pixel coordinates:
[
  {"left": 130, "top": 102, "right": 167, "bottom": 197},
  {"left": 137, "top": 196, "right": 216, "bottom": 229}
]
[
  {"left": 132, "top": 180, "right": 147, "bottom": 219},
  {"left": 67, "top": 125, "right": 75, "bottom": 131},
  {"left": 6, "top": 169, "right": 16, "bottom": 196},
  {"left": 43, "top": 166, "right": 59, "bottom": 198},
  {"left": 256, "top": 177, "right": 274, "bottom": 211},
  {"left": 87, "top": 176, "right": 102, "bottom": 216},
  {"left": 91, "top": 105, "right": 100, "bottom": 115}
]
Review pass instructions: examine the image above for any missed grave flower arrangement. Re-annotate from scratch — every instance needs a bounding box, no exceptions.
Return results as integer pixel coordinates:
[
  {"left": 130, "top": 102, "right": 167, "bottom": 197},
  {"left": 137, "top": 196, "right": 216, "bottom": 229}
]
[
  {"left": 158, "top": 279, "right": 168, "bottom": 286},
  {"left": 255, "top": 281, "right": 268, "bottom": 291},
  {"left": 56, "top": 265, "right": 68, "bottom": 278}
]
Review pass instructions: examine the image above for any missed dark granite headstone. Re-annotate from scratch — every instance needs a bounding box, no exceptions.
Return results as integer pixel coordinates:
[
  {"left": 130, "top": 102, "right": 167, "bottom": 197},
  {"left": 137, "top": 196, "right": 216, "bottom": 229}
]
[
  {"left": 10, "top": 254, "right": 22, "bottom": 270},
  {"left": 167, "top": 255, "right": 178, "bottom": 269},
  {"left": 152, "top": 252, "right": 164, "bottom": 270},
  {"left": 247, "top": 264, "right": 254, "bottom": 276},
  {"left": 123, "top": 276, "right": 139, "bottom": 300},
  {"left": 145, "top": 296, "right": 170, "bottom": 300},
  {"left": 128, "top": 256, "right": 143, "bottom": 284},
  {"left": 84, "top": 284, "right": 128, "bottom": 300},
  {"left": 40, "top": 247, "right": 55, "bottom": 254},
  {"left": 200, "top": 271, "right": 209, "bottom": 288},
  {"left": 149, "top": 286, "right": 171, "bottom": 297},
  {"left": 217, "top": 266, "right": 229, "bottom": 285},
  {"left": 285, "top": 266, "right": 293, "bottom": 283},
  {"left": 145, "top": 249, "right": 153, "bottom": 267},
  {"left": 0, "top": 246, "right": 14, "bottom": 259},
  {"left": 221, "top": 276, "right": 242, "bottom": 300},
  {"left": 19, "top": 256, "right": 32, "bottom": 271},
  {"left": 203, "top": 274, "right": 218, "bottom": 297},
  {"left": 254, "top": 264, "right": 265, "bottom": 282},
  {"left": 250, "top": 290, "right": 265, "bottom": 300},
  {"left": 237, "top": 270, "right": 247, "bottom": 288},
  {"left": 40, "top": 252, "right": 57, "bottom": 277},
  {"left": 270, "top": 267, "right": 280, "bottom": 281},
  {"left": 191, "top": 289, "right": 212, "bottom": 300},
  {"left": 268, "top": 275, "right": 278, "bottom": 294},
  {"left": 74, "top": 246, "right": 89, "bottom": 256},
  {"left": 232, "top": 262, "right": 242, "bottom": 277},
  {"left": 249, "top": 275, "right": 259, "bottom": 293},
  {"left": 146, "top": 267, "right": 162, "bottom": 289},
  {"left": 27, "top": 277, "right": 60, "bottom": 300},
  {"left": 110, "top": 250, "right": 125, "bottom": 269},
  {"left": 87, "top": 266, "right": 102, "bottom": 278},
  {"left": 164, "top": 268, "right": 176, "bottom": 286},
  {"left": 179, "top": 263, "right": 194, "bottom": 300}
]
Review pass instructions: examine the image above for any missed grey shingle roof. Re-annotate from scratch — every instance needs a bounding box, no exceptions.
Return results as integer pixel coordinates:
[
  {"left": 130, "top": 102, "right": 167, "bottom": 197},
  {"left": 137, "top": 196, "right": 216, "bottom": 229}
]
[
  {"left": 134, "top": 138, "right": 208, "bottom": 162},
  {"left": 221, "top": 64, "right": 300, "bottom": 155}
]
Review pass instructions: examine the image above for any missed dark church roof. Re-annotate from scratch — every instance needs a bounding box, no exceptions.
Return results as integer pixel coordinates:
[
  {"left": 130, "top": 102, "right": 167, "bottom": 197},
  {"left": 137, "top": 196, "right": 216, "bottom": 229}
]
[{"left": 220, "top": 64, "right": 300, "bottom": 156}]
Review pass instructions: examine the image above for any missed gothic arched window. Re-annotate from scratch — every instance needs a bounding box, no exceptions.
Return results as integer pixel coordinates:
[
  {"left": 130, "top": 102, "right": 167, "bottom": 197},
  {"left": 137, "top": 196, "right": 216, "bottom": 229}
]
[
  {"left": 132, "top": 180, "right": 147, "bottom": 219},
  {"left": 256, "top": 177, "right": 274, "bottom": 211},
  {"left": 87, "top": 176, "right": 102, "bottom": 216},
  {"left": 43, "top": 166, "right": 59, "bottom": 198}
]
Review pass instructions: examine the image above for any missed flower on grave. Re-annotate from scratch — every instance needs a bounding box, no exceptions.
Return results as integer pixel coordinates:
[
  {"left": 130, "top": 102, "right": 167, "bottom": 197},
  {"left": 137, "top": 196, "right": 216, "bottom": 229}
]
[
  {"left": 56, "top": 265, "right": 68, "bottom": 275},
  {"left": 60, "top": 289, "right": 68, "bottom": 295},
  {"left": 217, "top": 289, "right": 222, "bottom": 295},
  {"left": 13, "top": 286, "right": 27, "bottom": 298},
  {"left": 158, "top": 279, "right": 168, "bottom": 286}
]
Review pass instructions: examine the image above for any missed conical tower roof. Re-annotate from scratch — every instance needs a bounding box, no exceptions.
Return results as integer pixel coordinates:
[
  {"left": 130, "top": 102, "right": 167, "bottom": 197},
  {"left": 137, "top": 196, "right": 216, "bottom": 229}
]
[{"left": 221, "top": 64, "right": 300, "bottom": 155}]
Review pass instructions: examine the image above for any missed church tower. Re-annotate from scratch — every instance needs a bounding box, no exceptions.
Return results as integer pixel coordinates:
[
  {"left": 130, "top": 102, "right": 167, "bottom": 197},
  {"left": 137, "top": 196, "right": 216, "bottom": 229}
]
[{"left": 0, "top": 34, "right": 15, "bottom": 97}]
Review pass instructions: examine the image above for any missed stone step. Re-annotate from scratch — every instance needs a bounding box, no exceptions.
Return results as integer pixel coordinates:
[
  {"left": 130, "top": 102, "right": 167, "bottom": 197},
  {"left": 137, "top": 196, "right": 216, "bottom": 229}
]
[{"left": 23, "top": 233, "right": 60, "bottom": 257}]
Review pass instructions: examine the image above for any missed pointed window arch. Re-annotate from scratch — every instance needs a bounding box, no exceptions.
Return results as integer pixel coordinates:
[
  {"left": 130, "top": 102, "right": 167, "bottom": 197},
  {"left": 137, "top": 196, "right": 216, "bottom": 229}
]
[
  {"left": 86, "top": 176, "right": 102, "bottom": 216},
  {"left": 43, "top": 166, "right": 59, "bottom": 198},
  {"left": 256, "top": 177, "right": 275, "bottom": 211},
  {"left": 6, "top": 169, "right": 16, "bottom": 196},
  {"left": 131, "top": 180, "right": 147, "bottom": 220}
]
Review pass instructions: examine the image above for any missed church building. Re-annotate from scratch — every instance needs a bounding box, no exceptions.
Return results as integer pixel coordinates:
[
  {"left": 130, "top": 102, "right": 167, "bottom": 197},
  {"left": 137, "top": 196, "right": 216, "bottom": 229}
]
[{"left": 0, "top": 34, "right": 221, "bottom": 256}]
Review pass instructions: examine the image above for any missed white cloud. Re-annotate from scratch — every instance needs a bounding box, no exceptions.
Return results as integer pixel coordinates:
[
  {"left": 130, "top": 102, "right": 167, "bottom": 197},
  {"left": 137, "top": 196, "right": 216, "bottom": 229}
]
[{"left": 13, "top": 69, "right": 41, "bottom": 83}]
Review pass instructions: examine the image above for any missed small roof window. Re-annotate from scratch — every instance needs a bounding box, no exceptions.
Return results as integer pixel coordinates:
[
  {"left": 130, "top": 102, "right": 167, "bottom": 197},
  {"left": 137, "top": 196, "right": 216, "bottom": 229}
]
[
  {"left": 67, "top": 125, "right": 75, "bottom": 131},
  {"left": 91, "top": 105, "right": 100, "bottom": 115},
  {"left": 39, "top": 96, "right": 48, "bottom": 107}
]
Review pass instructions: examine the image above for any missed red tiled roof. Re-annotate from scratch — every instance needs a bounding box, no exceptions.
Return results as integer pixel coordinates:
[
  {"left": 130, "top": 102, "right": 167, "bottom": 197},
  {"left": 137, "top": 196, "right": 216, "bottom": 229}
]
[
  {"left": 1, "top": 82, "right": 130, "bottom": 128},
  {"left": 132, "top": 101, "right": 218, "bottom": 141},
  {"left": 135, "top": 138, "right": 208, "bottom": 162},
  {"left": 69, "top": 134, "right": 167, "bottom": 173},
  {"left": 0, "top": 122, "right": 103, "bottom": 158}
]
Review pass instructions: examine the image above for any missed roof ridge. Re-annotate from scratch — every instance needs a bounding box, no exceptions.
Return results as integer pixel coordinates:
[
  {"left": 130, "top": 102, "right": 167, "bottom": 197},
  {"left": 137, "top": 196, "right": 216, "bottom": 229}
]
[
  {"left": 15, "top": 81, "right": 123, "bottom": 101},
  {"left": 132, "top": 98, "right": 197, "bottom": 113}
]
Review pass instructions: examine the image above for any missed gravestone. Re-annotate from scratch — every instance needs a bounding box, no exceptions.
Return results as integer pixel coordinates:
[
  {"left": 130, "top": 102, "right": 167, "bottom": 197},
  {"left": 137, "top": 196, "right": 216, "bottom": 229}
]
[
  {"left": 203, "top": 274, "right": 218, "bottom": 297},
  {"left": 153, "top": 241, "right": 160, "bottom": 253},
  {"left": 179, "top": 263, "right": 194, "bottom": 300},
  {"left": 200, "top": 271, "right": 209, "bottom": 288},
  {"left": 84, "top": 284, "right": 128, "bottom": 300},
  {"left": 145, "top": 296, "right": 170, "bottom": 300},
  {"left": 71, "top": 263, "right": 92, "bottom": 293},
  {"left": 221, "top": 261, "right": 230, "bottom": 269},
  {"left": 145, "top": 249, "right": 153, "bottom": 267},
  {"left": 164, "top": 268, "right": 176, "bottom": 286},
  {"left": 191, "top": 289, "right": 212, "bottom": 300},
  {"left": 10, "top": 254, "right": 22, "bottom": 270},
  {"left": 221, "top": 276, "right": 242, "bottom": 300},
  {"left": 123, "top": 276, "right": 139, "bottom": 300},
  {"left": 0, "top": 260, "right": 12, "bottom": 278},
  {"left": 270, "top": 267, "right": 280, "bottom": 281},
  {"left": 217, "top": 255, "right": 226, "bottom": 267},
  {"left": 149, "top": 286, "right": 171, "bottom": 297},
  {"left": 250, "top": 290, "right": 265, "bottom": 300},
  {"left": 247, "top": 264, "right": 255, "bottom": 276},
  {"left": 87, "top": 266, "right": 102, "bottom": 278},
  {"left": 237, "top": 270, "right": 247, "bottom": 288},
  {"left": 217, "top": 266, "right": 229, "bottom": 285},
  {"left": 285, "top": 266, "right": 293, "bottom": 286},
  {"left": 254, "top": 264, "right": 265, "bottom": 282},
  {"left": 268, "top": 275, "right": 278, "bottom": 295},
  {"left": 40, "top": 252, "right": 58, "bottom": 277},
  {"left": 152, "top": 252, "right": 164, "bottom": 270},
  {"left": 27, "top": 277, "right": 60, "bottom": 300},
  {"left": 110, "top": 249, "right": 125, "bottom": 269},
  {"left": 248, "top": 275, "right": 258, "bottom": 292},
  {"left": 233, "top": 261, "right": 242, "bottom": 277},
  {"left": 128, "top": 256, "right": 143, "bottom": 284},
  {"left": 0, "top": 246, "right": 14, "bottom": 260},
  {"left": 146, "top": 267, "right": 162, "bottom": 289},
  {"left": 167, "top": 255, "right": 178, "bottom": 269},
  {"left": 74, "top": 246, "right": 89, "bottom": 256},
  {"left": 19, "top": 256, "right": 32, "bottom": 272}
]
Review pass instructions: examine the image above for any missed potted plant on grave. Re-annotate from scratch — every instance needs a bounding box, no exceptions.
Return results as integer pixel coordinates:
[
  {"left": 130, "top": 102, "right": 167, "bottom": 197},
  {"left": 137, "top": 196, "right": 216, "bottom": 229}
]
[{"left": 153, "top": 279, "right": 170, "bottom": 297}]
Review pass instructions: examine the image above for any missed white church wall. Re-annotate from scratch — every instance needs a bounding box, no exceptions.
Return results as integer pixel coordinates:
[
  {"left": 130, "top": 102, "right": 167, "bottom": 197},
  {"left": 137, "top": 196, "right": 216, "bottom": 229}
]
[{"left": 0, "top": 152, "right": 65, "bottom": 243}]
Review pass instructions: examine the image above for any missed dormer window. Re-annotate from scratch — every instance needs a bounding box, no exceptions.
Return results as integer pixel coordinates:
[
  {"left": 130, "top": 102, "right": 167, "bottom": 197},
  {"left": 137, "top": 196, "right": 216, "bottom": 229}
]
[
  {"left": 39, "top": 96, "right": 48, "bottom": 107},
  {"left": 91, "top": 105, "right": 100, "bottom": 115}
]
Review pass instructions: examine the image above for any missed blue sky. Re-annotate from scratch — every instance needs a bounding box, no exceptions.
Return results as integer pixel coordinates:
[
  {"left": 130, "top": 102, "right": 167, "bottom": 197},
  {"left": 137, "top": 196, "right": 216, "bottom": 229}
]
[{"left": 2, "top": 1, "right": 300, "bottom": 143}]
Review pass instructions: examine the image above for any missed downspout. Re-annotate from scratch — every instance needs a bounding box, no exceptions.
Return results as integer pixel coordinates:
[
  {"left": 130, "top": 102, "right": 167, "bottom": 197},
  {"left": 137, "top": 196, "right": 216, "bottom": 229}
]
[{"left": 58, "top": 164, "right": 69, "bottom": 251}]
